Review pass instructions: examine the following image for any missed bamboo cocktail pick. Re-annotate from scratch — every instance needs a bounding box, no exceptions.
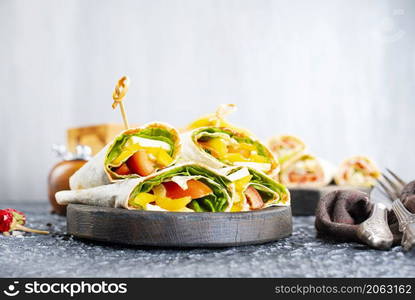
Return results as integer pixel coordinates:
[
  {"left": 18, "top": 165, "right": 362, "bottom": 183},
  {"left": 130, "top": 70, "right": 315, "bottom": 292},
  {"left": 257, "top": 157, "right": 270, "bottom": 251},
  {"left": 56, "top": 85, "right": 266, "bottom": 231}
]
[
  {"left": 112, "top": 76, "right": 130, "bottom": 130},
  {"left": 214, "top": 104, "right": 236, "bottom": 127}
]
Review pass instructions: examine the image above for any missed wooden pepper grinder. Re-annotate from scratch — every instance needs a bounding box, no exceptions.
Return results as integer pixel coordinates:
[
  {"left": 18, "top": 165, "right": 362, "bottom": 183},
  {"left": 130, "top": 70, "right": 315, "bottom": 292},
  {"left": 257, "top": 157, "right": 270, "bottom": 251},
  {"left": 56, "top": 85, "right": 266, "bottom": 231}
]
[{"left": 48, "top": 145, "right": 91, "bottom": 216}]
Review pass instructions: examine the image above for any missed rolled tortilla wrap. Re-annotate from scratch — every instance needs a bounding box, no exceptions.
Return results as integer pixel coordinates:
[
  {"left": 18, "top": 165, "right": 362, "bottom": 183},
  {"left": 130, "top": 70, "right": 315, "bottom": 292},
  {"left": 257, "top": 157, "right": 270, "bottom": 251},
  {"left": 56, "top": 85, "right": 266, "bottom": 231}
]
[
  {"left": 221, "top": 166, "right": 290, "bottom": 212},
  {"left": 180, "top": 127, "right": 279, "bottom": 176},
  {"left": 335, "top": 156, "right": 381, "bottom": 187},
  {"left": 58, "top": 163, "right": 234, "bottom": 212},
  {"left": 70, "top": 122, "right": 181, "bottom": 190},
  {"left": 267, "top": 135, "right": 306, "bottom": 167},
  {"left": 279, "top": 154, "right": 335, "bottom": 188},
  {"left": 57, "top": 178, "right": 140, "bottom": 208}
]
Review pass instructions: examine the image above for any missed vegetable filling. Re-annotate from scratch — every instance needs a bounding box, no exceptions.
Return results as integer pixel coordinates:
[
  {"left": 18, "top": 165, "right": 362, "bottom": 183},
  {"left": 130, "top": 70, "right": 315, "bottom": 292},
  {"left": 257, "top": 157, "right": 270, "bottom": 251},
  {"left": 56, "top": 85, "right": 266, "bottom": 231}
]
[
  {"left": 287, "top": 158, "right": 321, "bottom": 184},
  {"left": 268, "top": 135, "right": 305, "bottom": 164},
  {"left": 194, "top": 128, "right": 273, "bottom": 172},
  {"left": 342, "top": 161, "right": 379, "bottom": 186},
  {"left": 128, "top": 165, "right": 232, "bottom": 212},
  {"left": 228, "top": 167, "right": 290, "bottom": 211},
  {"left": 106, "top": 128, "right": 176, "bottom": 177},
  {"left": 271, "top": 136, "right": 298, "bottom": 157},
  {"left": 130, "top": 179, "right": 213, "bottom": 211}
]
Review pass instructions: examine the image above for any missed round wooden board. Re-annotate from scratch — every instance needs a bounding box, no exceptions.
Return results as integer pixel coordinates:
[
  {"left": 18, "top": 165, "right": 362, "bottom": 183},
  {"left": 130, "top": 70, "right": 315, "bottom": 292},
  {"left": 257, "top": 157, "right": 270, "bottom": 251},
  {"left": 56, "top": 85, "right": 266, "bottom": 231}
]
[{"left": 66, "top": 204, "right": 292, "bottom": 247}]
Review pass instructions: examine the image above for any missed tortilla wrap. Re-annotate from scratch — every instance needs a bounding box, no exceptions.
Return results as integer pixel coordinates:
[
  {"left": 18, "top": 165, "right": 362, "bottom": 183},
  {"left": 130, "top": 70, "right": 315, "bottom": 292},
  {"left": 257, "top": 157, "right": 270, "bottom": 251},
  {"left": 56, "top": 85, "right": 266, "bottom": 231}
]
[
  {"left": 334, "top": 156, "right": 381, "bottom": 187},
  {"left": 279, "top": 154, "right": 335, "bottom": 188},
  {"left": 220, "top": 166, "right": 290, "bottom": 212},
  {"left": 180, "top": 127, "right": 279, "bottom": 176},
  {"left": 268, "top": 135, "right": 306, "bottom": 168},
  {"left": 57, "top": 163, "right": 234, "bottom": 212},
  {"left": 69, "top": 122, "right": 181, "bottom": 190}
]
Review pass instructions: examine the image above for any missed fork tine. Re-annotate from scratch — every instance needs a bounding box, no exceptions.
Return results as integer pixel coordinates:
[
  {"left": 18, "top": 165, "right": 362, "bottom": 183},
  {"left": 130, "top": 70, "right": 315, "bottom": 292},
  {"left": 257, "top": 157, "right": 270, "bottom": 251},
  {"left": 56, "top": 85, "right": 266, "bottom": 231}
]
[
  {"left": 376, "top": 179, "right": 396, "bottom": 201},
  {"left": 382, "top": 173, "right": 403, "bottom": 197},
  {"left": 386, "top": 168, "right": 406, "bottom": 186},
  {"left": 392, "top": 199, "right": 415, "bottom": 250},
  {"left": 392, "top": 201, "right": 404, "bottom": 228},
  {"left": 375, "top": 184, "right": 394, "bottom": 202},
  {"left": 392, "top": 200, "right": 411, "bottom": 230}
]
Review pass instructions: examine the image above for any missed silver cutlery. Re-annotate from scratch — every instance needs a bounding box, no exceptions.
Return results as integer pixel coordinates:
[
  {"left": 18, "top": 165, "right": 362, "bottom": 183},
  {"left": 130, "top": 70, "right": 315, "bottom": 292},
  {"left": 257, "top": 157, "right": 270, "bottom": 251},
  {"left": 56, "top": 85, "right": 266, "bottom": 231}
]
[
  {"left": 392, "top": 199, "right": 415, "bottom": 251},
  {"left": 375, "top": 169, "right": 406, "bottom": 202},
  {"left": 356, "top": 202, "right": 393, "bottom": 250},
  {"left": 376, "top": 169, "right": 415, "bottom": 251}
]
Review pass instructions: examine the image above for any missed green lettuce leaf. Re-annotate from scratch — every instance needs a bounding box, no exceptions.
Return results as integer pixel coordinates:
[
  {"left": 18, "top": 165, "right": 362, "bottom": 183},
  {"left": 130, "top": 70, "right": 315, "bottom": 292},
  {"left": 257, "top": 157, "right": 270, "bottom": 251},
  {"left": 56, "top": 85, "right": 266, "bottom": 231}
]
[
  {"left": 249, "top": 183, "right": 276, "bottom": 202},
  {"left": 105, "top": 127, "right": 175, "bottom": 165},
  {"left": 129, "top": 165, "right": 232, "bottom": 212},
  {"left": 228, "top": 166, "right": 290, "bottom": 205},
  {"left": 193, "top": 127, "right": 271, "bottom": 162},
  {"left": 248, "top": 168, "right": 290, "bottom": 204}
]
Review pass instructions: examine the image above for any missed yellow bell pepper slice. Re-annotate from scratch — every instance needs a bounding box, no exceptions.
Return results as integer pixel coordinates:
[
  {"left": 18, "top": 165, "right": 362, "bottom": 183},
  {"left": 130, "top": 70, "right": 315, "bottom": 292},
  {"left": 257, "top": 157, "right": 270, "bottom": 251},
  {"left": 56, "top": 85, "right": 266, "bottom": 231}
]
[
  {"left": 250, "top": 154, "right": 270, "bottom": 163},
  {"left": 155, "top": 195, "right": 192, "bottom": 211},
  {"left": 238, "top": 143, "right": 256, "bottom": 151},
  {"left": 199, "top": 138, "right": 228, "bottom": 158},
  {"left": 129, "top": 192, "right": 156, "bottom": 208},
  {"left": 155, "top": 149, "right": 174, "bottom": 167},
  {"left": 112, "top": 144, "right": 173, "bottom": 167},
  {"left": 224, "top": 152, "right": 269, "bottom": 164},
  {"left": 143, "top": 147, "right": 173, "bottom": 166},
  {"left": 186, "top": 115, "right": 232, "bottom": 131},
  {"left": 227, "top": 143, "right": 254, "bottom": 156},
  {"left": 140, "top": 147, "right": 159, "bottom": 155},
  {"left": 111, "top": 144, "right": 141, "bottom": 165},
  {"left": 234, "top": 175, "right": 253, "bottom": 192},
  {"left": 205, "top": 138, "right": 228, "bottom": 156},
  {"left": 223, "top": 152, "right": 250, "bottom": 163},
  {"left": 231, "top": 200, "right": 244, "bottom": 212}
]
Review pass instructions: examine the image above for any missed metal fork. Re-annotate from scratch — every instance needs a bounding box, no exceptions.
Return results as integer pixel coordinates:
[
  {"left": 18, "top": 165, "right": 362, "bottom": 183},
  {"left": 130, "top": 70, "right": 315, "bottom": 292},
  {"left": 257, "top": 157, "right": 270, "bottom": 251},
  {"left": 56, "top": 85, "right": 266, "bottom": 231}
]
[
  {"left": 392, "top": 199, "right": 415, "bottom": 251},
  {"left": 356, "top": 202, "right": 393, "bottom": 250},
  {"left": 376, "top": 169, "right": 415, "bottom": 250},
  {"left": 376, "top": 169, "right": 406, "bottom": 202}
]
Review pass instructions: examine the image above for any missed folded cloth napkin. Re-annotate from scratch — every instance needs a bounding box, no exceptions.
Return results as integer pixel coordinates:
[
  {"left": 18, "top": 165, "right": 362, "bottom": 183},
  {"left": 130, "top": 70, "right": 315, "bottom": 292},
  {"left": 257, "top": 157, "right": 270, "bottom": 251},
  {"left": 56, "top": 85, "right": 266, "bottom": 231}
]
[
  {"left": 315, "top": 190, "right": 373, "bottom": 242},
  {"left": 388, "top": 180, "right": 415, "bottom": 243},
  {"left": 316, "top": 183, "right": 415, "bottom": 246}
]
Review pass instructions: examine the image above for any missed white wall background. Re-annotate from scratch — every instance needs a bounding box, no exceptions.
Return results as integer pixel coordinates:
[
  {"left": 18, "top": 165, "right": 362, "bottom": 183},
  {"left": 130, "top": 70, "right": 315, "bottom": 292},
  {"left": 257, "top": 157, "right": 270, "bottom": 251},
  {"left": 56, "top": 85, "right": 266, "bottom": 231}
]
[{"left": 0, "top": 0, "right": 414, "bottom": 202}]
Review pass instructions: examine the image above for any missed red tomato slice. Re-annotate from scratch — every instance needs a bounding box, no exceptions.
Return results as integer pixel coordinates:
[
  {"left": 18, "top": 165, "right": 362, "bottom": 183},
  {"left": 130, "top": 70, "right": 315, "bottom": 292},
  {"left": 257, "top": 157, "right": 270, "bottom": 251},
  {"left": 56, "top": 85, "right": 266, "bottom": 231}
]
[
  {"left": 289, "top": 172, "right": 300, "bottom": 183},
  {"left": 163, "top": 180, "right": 212, "bottom": 199},
  {"left": 289, "top": 172, "right": 317, "bottom": 183},
  {"left": 245, "top": 186, "right": 264, "bottom": 210},
  {"left": 126, "top": 149, "right": 155, "bottom": 176},
  {"left": 114, "top": 163, "right": 131, "bottom": 175}
]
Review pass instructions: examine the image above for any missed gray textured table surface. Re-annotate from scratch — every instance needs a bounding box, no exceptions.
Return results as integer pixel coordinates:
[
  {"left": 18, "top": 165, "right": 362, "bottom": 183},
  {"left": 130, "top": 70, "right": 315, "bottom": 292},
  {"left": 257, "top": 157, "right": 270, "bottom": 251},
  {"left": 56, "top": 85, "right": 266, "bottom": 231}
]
[{"left": 1, "top": 202, "right": 414, "bottom": 278}]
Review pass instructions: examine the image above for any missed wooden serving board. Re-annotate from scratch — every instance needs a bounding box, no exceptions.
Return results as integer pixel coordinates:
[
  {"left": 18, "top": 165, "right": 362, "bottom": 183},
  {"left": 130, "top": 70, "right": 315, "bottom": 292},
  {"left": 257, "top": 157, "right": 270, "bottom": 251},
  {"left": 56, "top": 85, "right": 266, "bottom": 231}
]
[
  {"left": 67, "top": 204, "right": 292, "bottom": 247},
  {"left": 290, "top": 185, "right": 371, "bottom": 216}
]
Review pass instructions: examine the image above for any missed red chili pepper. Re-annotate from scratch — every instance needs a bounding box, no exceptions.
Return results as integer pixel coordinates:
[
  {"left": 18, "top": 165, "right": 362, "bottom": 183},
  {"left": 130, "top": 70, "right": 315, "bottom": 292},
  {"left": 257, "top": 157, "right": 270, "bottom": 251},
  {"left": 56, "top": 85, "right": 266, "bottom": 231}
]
[
  {"left": 0, "top": 209, "right": 48, "bottom": 235},
  {"left": 4, "top": 208, "right": 26, "bottom": 225},
  {"left": 0, "top": 210, "right": 13, "bottom": 232}
]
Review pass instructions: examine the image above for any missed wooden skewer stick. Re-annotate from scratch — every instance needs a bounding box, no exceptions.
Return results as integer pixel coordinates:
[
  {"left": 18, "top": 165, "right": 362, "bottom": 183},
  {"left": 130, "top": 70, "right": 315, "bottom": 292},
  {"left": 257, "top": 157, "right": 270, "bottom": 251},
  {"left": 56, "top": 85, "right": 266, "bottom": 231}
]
[
  {"left": 214, "top": 104, "right": 236, "bottom": 127},
  {"left": 112, "top": 76, "right": 130, "bottom": 130}
]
